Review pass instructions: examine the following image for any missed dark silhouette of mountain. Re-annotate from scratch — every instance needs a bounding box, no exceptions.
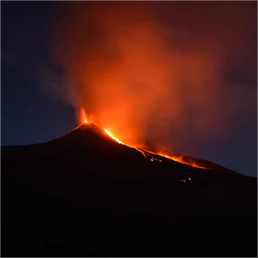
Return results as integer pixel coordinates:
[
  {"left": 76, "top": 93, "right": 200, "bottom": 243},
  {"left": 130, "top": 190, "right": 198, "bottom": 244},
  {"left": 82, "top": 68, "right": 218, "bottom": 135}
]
[{"left": 2, "top": 123, "right": 257, "bottom": 257}]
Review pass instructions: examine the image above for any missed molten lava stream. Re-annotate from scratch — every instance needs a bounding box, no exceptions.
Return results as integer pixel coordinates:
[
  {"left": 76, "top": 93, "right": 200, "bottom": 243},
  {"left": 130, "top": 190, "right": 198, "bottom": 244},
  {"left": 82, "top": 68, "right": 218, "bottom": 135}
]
[
  {"left": 77, "top": 108, "right": 207, "bottom": 169},
  {"left": 156, "top": 153, "right": 207, "bottom": 169},
  {"left": 104, "top": 129, "right": 162, "bottom": 161},
  {"left": 104, "top": 129, "right": 123, "bottom": 144},
  {"left": 103, "top": 129, "right": 207, "bottom": 169}
]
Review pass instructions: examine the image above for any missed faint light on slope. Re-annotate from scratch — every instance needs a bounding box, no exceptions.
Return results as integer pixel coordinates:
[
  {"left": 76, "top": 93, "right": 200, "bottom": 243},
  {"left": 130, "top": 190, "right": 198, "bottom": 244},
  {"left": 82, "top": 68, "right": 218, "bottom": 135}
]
[{"left": 180, "top": 177, "right": 192, "bottom": 183}]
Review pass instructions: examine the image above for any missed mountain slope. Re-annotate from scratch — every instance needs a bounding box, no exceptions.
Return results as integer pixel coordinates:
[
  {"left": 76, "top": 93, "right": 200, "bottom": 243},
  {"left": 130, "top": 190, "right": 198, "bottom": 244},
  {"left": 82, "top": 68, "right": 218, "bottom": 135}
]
[{"left": 1, "top": 123, "right": 257, "bottom": 257}]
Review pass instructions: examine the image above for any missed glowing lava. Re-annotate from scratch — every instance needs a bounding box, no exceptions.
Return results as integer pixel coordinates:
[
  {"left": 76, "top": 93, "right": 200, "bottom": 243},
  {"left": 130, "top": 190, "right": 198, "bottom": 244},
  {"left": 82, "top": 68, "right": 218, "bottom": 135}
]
[
  {"left": 103, "top": 128, "right": 206, "bottom": 169},
  {"left": 156, "top": 153, "right": 207, "bottom": 170},
  {"left": 104, "top": 128, "right": 162, "bottom": 162},
  {"left": 76, "top": 109, "right": 208, "bottom": 170},
  {"left": 104, "top": 129, "right": 123, "bottom": 144}
]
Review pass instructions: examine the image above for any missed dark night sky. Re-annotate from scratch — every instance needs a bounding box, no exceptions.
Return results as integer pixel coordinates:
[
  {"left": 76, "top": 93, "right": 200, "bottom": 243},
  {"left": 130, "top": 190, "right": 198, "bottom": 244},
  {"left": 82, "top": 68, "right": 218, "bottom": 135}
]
[
  {"left": 1, "top": 2, "right": 77, "bottom": 144},
  {"left": 1, "top": 1, "right": 257, "bottom": 177}
]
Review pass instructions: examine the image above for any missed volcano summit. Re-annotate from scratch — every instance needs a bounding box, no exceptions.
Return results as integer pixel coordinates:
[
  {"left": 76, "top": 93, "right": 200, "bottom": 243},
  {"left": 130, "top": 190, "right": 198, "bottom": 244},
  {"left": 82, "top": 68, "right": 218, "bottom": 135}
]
[{"left": 2, "top": 123, "right": 257, "bottom": 257}]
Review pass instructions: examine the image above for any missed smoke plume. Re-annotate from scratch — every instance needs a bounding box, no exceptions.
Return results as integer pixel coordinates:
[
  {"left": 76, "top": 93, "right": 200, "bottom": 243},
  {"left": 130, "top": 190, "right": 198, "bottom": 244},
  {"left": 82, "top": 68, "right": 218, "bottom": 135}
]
[{"left": 50, "top": 2, "right": 257, "bottom": 154}]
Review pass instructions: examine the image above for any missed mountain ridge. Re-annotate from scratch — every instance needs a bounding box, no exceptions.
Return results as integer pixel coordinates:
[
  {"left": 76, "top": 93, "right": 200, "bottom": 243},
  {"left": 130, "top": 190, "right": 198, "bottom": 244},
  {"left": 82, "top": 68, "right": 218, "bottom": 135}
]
[
  {"left": 11, "top": 122, "right": 242, "bottom": 176},
  {"left": 1, "top": 123, "right": 257, "bottom": 256}
]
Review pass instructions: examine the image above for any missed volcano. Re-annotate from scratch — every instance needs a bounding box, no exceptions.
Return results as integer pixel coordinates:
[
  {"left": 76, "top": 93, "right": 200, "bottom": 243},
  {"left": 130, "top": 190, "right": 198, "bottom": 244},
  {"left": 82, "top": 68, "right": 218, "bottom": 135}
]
[{"left": 2, "top": 123, "right": 257, "bottom": 257}]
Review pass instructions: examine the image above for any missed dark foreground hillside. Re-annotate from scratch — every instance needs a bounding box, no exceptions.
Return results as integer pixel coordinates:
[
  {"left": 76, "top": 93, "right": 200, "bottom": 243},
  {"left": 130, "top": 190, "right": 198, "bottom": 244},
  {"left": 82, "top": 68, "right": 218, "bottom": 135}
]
[{"left": 1, "top": 124, "right": 257, "bottom": 257}]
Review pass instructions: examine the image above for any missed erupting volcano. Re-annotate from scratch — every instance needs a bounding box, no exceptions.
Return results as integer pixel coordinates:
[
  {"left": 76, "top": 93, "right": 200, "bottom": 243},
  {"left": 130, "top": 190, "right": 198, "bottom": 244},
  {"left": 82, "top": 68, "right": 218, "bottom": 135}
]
[
  {"left": 2, "top": 1, "right": 257, "bottom": 257},
  {"left": 77, "top": 108, "right": 237, "bottom": 174}
]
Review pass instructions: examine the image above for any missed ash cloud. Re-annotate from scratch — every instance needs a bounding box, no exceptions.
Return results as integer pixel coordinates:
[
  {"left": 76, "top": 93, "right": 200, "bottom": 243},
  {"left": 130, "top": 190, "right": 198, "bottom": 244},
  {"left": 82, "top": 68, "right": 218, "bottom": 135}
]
[{"left": 50, "top": 2, "right": 257, "bottom": 156}]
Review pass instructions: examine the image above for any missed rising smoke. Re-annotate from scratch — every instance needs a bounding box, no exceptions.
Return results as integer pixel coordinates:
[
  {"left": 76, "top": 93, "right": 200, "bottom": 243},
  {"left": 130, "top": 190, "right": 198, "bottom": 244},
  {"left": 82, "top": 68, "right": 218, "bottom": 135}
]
[{"left": 50, "top": 1, "right": 257, "bottom": 154}]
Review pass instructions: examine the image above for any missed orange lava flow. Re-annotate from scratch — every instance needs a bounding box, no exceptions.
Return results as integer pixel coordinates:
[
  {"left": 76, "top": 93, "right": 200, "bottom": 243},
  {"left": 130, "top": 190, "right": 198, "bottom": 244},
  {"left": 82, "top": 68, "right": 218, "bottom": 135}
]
[
  {"left": 156, "top": 153, "right": 207, "bottom": 169},
  {"left": 76, "top": 108, "right": 207, "bottom": 170},
  {"left": 104, "top": 128, "right": 162, "bottom": 161},
  {"left": 103, "top": 128, "right": 207, "bottom": 169},
  {"left": 104, "top": 129, "right": 123, "bottom": 144}
]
